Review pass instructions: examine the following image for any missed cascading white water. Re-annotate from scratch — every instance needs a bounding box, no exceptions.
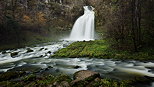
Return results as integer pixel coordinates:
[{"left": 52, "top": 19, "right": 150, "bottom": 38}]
[{"left": 69, "top": 6, "right": 95, "bottom": 41}]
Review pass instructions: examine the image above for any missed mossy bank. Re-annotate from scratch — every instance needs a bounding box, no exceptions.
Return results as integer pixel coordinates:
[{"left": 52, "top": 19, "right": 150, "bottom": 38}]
[
  {"left": 52, "top": 40, "right": 154, "bottom": 60},
  {"left": 1, "top": 70, "right": 152, "bottom": 87}
]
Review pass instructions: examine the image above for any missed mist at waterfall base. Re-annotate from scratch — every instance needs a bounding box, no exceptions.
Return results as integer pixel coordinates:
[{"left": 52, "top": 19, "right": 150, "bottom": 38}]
[{"left": 65, "top": 6, "right": 95, "bottom": 41}]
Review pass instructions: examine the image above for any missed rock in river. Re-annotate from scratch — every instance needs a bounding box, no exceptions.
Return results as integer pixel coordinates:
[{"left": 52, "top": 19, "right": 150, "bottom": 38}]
[
  {"left": 26, "top": 48, "right": 33, "bottom": 53},
  {"left": 10, "top": 52, "right": 18, "bottom": 57}
]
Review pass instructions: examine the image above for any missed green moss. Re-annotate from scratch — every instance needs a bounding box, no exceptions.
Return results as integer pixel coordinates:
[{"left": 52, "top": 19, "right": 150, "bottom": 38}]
[
  {"left": 21, "top": 74, "right": 72, "bottom": 87},
  {"left": 53, "top": 40, "right": 111, "bottom": 58},
  {"left": 36, "top": 75, "right": 55, "bottom": 86},
  {"left": 72, "top": 78, "right": 132, "bottom": 87},
  {"left": 0, "top": 81, "right": 25, "bottom": 87},
  {"left": 0, "top": 72, "right": 152, "bottom": 87},
  {"left": 92, "top": 78, "right": 132, "bottom": 87},
  {"left": 22, "top": 74, "right": 36, "bottom": 82},
  {"left": 52, "top": 40, "right": 154, "bottom": 60},
  {"left": 26, "top": 82, "right": 37, "bottom": 87},
  {"left": 54, "top": 74, "right": 72, "bottom": 83},
  {"left": 0, "top": 71, "right": 26, "bottom": 81},
  {"left": 0, "top": 81, "right": 11, "bottom": 87},
  {"left": 72, "top": 80, "right": 88, "bottom": 87}
]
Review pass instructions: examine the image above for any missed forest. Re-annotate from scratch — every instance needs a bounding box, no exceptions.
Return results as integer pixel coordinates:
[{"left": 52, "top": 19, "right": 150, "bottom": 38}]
[
  {"left": 0, "top": 0, "right": 154, "bottom": 87},
  {"left": 0, "top": 0, "right": 154, "bottom": 51}
]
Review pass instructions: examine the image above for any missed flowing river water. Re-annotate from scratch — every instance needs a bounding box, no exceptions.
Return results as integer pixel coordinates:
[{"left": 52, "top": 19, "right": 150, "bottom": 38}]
[{"left": 0, "top": 41, "right": 154, "bottom": 87}]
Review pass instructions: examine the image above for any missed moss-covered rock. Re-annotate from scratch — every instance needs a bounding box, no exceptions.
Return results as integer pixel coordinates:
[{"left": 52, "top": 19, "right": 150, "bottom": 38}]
[
  {"left": 71, "top": 70, "right": 100, "bottom": 86},
  {"left": 73, "top": 70, "right": 100, "bottom": 80},
  {"left": 0, "top": 70, "right": 152, "bottom": 87},
  {"left": 70, "top": 70, "right": 133, "bottom": 87},
  {"left": 51, "top": 40, "right": 111, "bottom": 58}
]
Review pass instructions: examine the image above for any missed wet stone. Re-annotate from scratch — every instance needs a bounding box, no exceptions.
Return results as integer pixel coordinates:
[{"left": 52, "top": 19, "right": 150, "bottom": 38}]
[
  {"left": 39, "top": 55, "right": 44, "bottom": 57},
  {"left": 73, "top": 70, "right": 100, "bottom": 80},
  {"left": 73, "top": 66, "right": 81, "bottom": 69},
  {"left": 26, "top": 48, "right": 33, "bottom": 53},
  {"left": 2, "top": 51, "right": 7, "bottom": 54},
  {"left": 71, "top": 70, "right": 100, "bottom": 86},
  {"left": 39, "top": 48, "right": 44, "bottom": 51},
  {"left": 11, "top": 52, "right": 18, "bottom": 57},
  {"left": 48, "top": 51, "right": 51, "bottom": 54},
  {"left": 59, "top": 81, "right": 70, "bottom": 87},
  {"left": 48, "top": 66, "right": 53, "bottom": 68}
]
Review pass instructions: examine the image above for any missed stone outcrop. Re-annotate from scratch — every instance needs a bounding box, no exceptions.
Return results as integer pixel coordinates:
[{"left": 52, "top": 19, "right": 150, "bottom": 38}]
[{"left": 71, "top": 70, "right": 100, "bottom": 86}]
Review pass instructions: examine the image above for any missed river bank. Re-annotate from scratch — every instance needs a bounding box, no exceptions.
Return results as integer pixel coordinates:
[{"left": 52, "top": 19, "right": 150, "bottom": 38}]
[
  {"left": 52, "top": 40, "right": 154, "bottom": 61},
  {"left": 0, "top": 70, "right": 153, "bottom": 87}
]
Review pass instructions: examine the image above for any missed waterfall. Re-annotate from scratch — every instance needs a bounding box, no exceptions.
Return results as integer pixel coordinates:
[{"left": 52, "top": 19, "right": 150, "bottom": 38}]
[
  {"left": 69, "top": 6, "right": 95, "bottom": 41},
  {"left": 59, "top": 0, "right": 62, "bottom": 4}
]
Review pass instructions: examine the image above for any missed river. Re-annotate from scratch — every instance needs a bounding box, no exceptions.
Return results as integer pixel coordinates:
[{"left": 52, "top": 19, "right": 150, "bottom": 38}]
[{"left": 0, "top": 41, "right": 154, "bottom": 87}]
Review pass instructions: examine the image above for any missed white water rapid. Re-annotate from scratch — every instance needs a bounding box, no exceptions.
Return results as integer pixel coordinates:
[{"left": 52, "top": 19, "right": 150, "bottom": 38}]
[{"left": 69, "top": 6, "right": 95, "bottom": 41}]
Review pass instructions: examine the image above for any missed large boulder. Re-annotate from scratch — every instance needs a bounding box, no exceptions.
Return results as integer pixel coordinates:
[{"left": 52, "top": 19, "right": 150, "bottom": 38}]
[{"left": 71, "top": 70, "right": 100, "bottom": 86}]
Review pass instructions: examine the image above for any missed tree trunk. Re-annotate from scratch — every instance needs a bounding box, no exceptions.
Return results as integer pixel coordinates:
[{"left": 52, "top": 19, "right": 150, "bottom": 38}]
[{"left": 131, "top": 0, "right": 137, "bottom": 51}]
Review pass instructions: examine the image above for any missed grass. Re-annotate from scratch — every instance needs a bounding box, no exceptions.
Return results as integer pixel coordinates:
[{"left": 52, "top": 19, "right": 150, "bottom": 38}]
[{"left": 52, "top": 40, "right": 154, "bottom": 60}]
